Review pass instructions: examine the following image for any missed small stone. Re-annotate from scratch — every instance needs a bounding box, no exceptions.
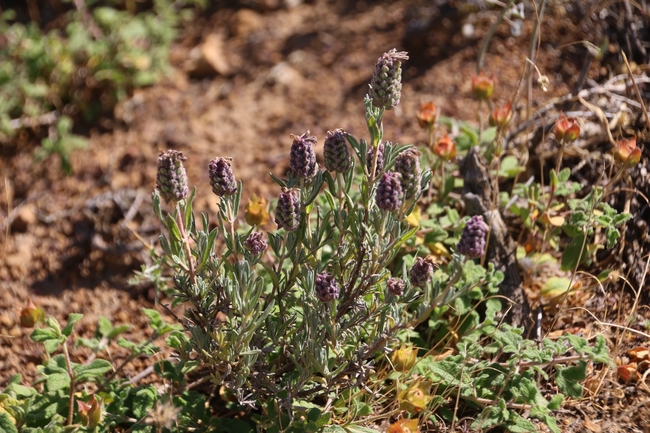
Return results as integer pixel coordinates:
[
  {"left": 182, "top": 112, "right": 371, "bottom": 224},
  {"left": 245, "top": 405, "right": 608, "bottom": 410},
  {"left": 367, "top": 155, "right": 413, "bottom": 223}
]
[{"left": 11, "top": 204, "right": 37, "bottom": 233}]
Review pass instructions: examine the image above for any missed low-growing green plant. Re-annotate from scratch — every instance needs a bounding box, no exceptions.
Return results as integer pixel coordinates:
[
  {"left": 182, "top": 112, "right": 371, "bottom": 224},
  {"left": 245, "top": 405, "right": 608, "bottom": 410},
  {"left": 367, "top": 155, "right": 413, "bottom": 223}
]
[
  {"left": 0, "top": 305, "right": 215, "bottom": 432},
  {"left": 0, "top": 0, "right": 202, "bottom": 173}
]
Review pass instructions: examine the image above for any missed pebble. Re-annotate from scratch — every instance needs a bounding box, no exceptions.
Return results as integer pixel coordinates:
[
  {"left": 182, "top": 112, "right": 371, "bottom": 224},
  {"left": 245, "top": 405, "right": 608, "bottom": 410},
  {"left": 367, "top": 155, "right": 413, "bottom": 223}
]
[
  {"left": 11, "top": 204, "right": 37, "bottom": 233},
  {"left": 0, "top": 313, "right": 13, "bottom": 327}
]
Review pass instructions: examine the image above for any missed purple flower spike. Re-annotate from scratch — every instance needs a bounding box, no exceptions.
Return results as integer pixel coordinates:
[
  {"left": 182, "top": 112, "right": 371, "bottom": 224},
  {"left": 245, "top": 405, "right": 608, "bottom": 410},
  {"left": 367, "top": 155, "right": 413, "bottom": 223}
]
[
  {"left": 324, "top": 129, "right": 352, "bottom": 173},
  {"left": 366, "top": 143, "right": 385, "bottom": 177},
  {"left": 274, "top": 188, "right": 301, "bottom": 232},
  {"left": 387, "top": 277, "right": 405, "bottom": 296},
  {"left": 208, "top": 157, "right": 238, "bottom": 197},
  {"left": 369, "top": 49, "right": 409, "bottom": 110},
  {"left": 457, "top": 215, "right": 488, "bottom": 258},
  {"left": 244, "top": 232, "right": 267, "bottom": 255},
  {"left": 394, "top": 148, "right": 421, "bottom": 200},
  {"left": 409, "top": 256, "right": 438, "bottom": 288},
  {"left": 156, "top": 150, "right": 189, "bottom": 203},
  {"left": 315, "top": 272, "right": 340, "bottom": 302},
  {"left": 376, "top": 172, "right": 403, "bottom": 212},
  {"left": 289, "top": 131, "right": 318, "bottom": 179}
]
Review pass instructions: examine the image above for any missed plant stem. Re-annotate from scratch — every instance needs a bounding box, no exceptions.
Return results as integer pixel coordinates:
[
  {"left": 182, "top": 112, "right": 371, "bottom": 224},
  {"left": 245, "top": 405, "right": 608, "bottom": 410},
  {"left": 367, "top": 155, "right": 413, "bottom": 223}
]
[
  {"left": 526, "top": 0, "right": 548, "bottom": 119},
  {"left": 477, "top": 0, "right": 515, "bottom": 73},
  {"left": 98, "top": 332, "right": 160, "bottom": 392},
  {"left": 369, "top": 111, "right": 384, "bottom": 186},
  {"left": 555, "top": 138, "right": 565, "bottom": 174},
  {"left": 438, "top": 160, "right": 446, "bottom": 201},
  {"left": 62, "top": 341, "right": 75, "bottom": 426},
  {"left": 226, "top": 199, "right": 238, "bottom": 258},
  {"left": 175, "top": 201, "right": 196, "bottom": 285}
]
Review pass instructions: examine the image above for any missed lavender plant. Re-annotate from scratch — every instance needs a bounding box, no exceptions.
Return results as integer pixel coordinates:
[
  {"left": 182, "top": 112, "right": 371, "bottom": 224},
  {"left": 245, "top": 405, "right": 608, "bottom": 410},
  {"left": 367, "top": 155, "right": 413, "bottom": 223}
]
[
  {"left": 136, "top": 47, "right": 616, "bottom": 433},
  {"left": 144, "top": 49, "right": 521, "bottom": 428}
]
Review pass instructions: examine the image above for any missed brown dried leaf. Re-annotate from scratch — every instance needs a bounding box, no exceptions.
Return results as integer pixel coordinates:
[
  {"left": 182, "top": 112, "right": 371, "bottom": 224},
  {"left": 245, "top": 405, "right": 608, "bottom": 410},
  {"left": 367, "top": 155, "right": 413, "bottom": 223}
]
[{"left": 627, "top": 347, "right": 650, "bottom": 362}]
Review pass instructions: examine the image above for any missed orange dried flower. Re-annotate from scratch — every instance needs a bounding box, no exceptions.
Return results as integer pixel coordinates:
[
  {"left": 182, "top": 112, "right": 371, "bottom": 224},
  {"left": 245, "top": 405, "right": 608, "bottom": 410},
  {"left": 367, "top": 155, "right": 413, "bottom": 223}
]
[
  {"left": 387, "top": 418, "right": 419, "bottom": 433},
  {"left": 554, "top": 114, "right": 580, "bottom": 142},
  {"left": 471, "top": 71, "right": 494, "bottom": 101},
  {"left": 432, "top": 135, "right": 457, "bottom": 161},
  {"left": 391, "top": 343, "right": 418, "bottom": 372},
  {"left": 245, "top": 194, "right": 269, "bottom": 226},
  {"left": 416, "top": 101, "right": 438, "bottom": 130},
  {"left": 613, "top": 136, "right": 641, "bottom": 168},
  {"left": 489, "top": 102, "right": 512, "bottom": 132}
]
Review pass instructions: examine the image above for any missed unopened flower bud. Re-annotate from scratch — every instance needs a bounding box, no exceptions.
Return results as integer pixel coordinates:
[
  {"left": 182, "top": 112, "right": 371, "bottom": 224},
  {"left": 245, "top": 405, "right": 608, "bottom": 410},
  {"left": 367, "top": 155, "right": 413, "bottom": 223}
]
[
  {"left": 366, "top": 143, "right": 385, "bottom": 176},
  {"left": 78, "top": 395, "right": 102, "bottom": 429},
  {"left": 274, "top": 188, "right": 301, "bottom": 232},
  {"left": 409, "top": 256, "right": 438, "bottom": 288},
  {"left": 289, "top": 132, "right": 318, "bottom": 179},
  {"left": 613, "top": 136, "right": 641, "bottom": 168},
  {"left": 489, "top": 102, "right": 512, "bottom": 132},
  {"left": 244, "top": 232, "right": 267, "bottom": 255},
  {"left": 387, "top": 277, "right": 405, "bottom": 296},
  {"left": 554, "top": 114, "right": 580, "bottom": 143},
  {"left": 471, "top": 71, "right": 495, "bottom": 101},
  {"left": 432, "top": 135, "right": 457, "bottom": 161},
  {"left": 323, "top": 129, "right": 352, "bottom": 173},
  {"left": 315, "top": 272, "right": 340, "bottom": 302},
  {"left": 394, "top": 148, "right": 421, "bottom": 200},
  {"left": 376, "top": 172, "right": 403, "bottom": 212},
  {"left": 457, "top": 215, "right": 488, "bottom": 258},
  {"left": 369, "top": 49, "right": 409, "bottom": 110},
  {"left": 208, "top": 157, "right": 237, "bottom": 197},
  {"left": 19, "top": 299, "right": 44, "bottom": 328},
  {"left": 156, "top": 150, "right": 189, "bottom": 203},
  {"left": 417, "top": 101, "right": 438, "bottom": 130}
]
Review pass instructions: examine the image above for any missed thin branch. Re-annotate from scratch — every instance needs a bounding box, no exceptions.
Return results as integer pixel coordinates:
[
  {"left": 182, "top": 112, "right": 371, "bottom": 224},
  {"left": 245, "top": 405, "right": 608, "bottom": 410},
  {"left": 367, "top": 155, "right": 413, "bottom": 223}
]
[{"left": 621, "top": 51, "right": 650, "bottom": 131}]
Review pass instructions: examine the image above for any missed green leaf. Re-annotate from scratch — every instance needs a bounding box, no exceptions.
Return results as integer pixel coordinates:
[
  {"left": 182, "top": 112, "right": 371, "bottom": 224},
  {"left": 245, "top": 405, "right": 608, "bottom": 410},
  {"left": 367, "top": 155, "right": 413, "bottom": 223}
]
[
  {"left": 46, "top": 372, "right": 70, "bottom": 392},
  {"left": 508, "top": 413, "right": 538, "bottom": 432},
  {"left": 555, "top": 362, "right": 586, "bottom": 399},
  {"left": 44, "top": 338, "right": 63, "bottom": 354},
  {"left": 30, "top": 327, "right": 59, "bottom": 343},
  {"left": 61, "top": 313, "right": 83, "bottom": 337},
  {"left": 605, "top": 226, "right": 620, "bottom": 249},
  {"left": 547, "top": 393, "right": 564, "bottom": 410},
  {"left": 612, "top": 212, "right": 632, "bottom": 226},
  {"left": 97, "top": 316, "right": 112, "bottom": 337},
  {"left": 0, "top": 412, "right": 18, "bottom": 433},
  {"left": 142, "top": 308, "right": 164, "bottom": 330},
  {"left": 164, "top": 213, "right": 182, "bottom": 244},
  {"left": 322, "top": 427, "right": 347, "bottom": 433},
  {"left": 118, "top": 337, "right": 137, "bottom": 349},
  {"left": 560, "top": 234, "right": 586, "bottom": 271},
  {"left": 442, "top": 173, "right": 455, "bottom": 198},
  {"left": 197, "top": 227, "right": 218, "bottom": 273},
  {"left": 132, "top": 386, "right": 158, "bottom": 418},
  {"left": 108, "top": 324, "right": 131, "bottom": 339},
  {"left": 74, "top": 359, "right": 112, "bottom": 382},
  {"left": 498, "top": 155, "right": 525, "bottom": 178},
  {"left": 557, "top": 167, "right": 571, "bottom": 182}
]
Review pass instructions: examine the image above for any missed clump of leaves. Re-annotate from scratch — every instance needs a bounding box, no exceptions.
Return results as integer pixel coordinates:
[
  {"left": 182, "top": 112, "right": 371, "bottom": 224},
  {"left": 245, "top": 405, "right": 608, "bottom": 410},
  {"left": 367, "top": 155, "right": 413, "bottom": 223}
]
[
  {"left": 0, "top": 0, "right": 201, "bottom": 173},
  {"left": 0, "top": 302, "right": 217, "bottom": 432}
]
